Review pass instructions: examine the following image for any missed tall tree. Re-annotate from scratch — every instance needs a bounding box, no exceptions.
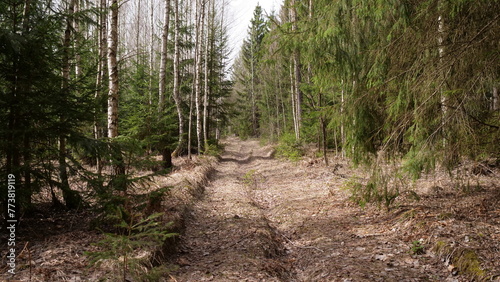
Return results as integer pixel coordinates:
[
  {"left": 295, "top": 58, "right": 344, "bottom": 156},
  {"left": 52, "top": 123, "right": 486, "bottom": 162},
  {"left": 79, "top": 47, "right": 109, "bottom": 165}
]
[
  {"left": 194, "top": 0, "right": 207, "bottom": 153},
  {"left": 60, "top": 0, "right": 82, "bottom": 209},
  {"left": 107, "top": 0, "right": 119, "bottom": 139},
  {"left": 172, "top": 0, "right": 185, "bottom": 156},
  {"left": 158, "top": 0, "right": 171, "bottom": 111},
  {"left": 232, "top": 5, "right": 268, "bottom": 137},
  {"left": 289, "top": 0, "right": 302, "bottom": 140}
]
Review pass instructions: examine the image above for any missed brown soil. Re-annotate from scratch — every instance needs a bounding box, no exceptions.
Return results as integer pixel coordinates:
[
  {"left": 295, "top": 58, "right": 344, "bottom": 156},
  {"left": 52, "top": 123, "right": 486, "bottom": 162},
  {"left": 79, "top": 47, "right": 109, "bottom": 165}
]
[
  {"left": 0, "top": 155, "right": 217, "bottom": 281},
  {"left": 1, "top": 137, "right": 499, "bottom": 281},
  {"left": 169, "top": 137, "right": 500, "bottom": 281}
]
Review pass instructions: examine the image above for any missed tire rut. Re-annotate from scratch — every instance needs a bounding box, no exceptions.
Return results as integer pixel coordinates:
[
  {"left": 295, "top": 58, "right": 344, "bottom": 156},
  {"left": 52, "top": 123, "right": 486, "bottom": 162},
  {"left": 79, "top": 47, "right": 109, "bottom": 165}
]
[{"left": 170, "top": 137, "right": 292, "bottom": 281}]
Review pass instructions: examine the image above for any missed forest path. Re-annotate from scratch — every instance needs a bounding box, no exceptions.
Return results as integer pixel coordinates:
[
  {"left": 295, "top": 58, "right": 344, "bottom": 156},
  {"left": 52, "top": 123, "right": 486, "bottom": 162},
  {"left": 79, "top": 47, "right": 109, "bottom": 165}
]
[{"left": 169, "top": 137, "right": 451, "bottom": 281}]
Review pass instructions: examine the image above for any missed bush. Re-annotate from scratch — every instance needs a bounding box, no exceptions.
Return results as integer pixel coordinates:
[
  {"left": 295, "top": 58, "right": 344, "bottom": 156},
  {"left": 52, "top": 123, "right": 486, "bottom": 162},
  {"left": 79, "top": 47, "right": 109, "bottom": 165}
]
[
  {"left": 275, "top": 133, "right": 303, "bottom": 161},
  {"left": 86, "top": 206, "right": 177, "bottom": 281},
  {"left": 343, "top": 164, "right": 405, "bottom": 210}
]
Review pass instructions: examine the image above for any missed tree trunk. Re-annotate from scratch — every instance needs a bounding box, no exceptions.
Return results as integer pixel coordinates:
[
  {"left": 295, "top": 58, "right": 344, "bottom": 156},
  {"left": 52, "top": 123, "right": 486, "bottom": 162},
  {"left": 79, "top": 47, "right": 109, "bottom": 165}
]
[
  {"left": 290, "top": 0, "right": 302, "bottom": 140},
  {"left": 107, "top": 0, "right": 125, "bottom": 188},
  {"left": 60, "top": 0, "right": 81, "bottom": 209},
  {"left": 107, "top": 0, "right": 119, "bottom": 139},
  {"left": 148, "top": 0, "right": 154, "bottom": 107},
  {"left": 74, "top": 0, "right": 81, "bottom": 79},
  {"left": 203, "top": 0, "right": 214, "bottom": 150},
  {"left": 438, "top": 3, "right": 447, "bottom": 147},
  {"left": 172, "top": 0, "right": 186, "bottom": 157},
  {"left": 194, "top": 0, "right": 206, "bottom": 154},
  {"left": 94, "top": 0, "right": 107, "bottom": 174},
  {"left": 187, "top": 0, "right": 194, "bottom": 159},
  {"left": 251, "top": 33, "right": 257, "bottom": 136},
  {"left": 136, "top": 0, "right": 141, "bottom": 62},
  {"left": 340, "top": 79, "right": 345, "bottom": 158},
  {"left": 290, "top": 62, "right": 298, "bottom": 139},
  {"left": 158, "top": 0, "right": 171, "bottom": 111}
]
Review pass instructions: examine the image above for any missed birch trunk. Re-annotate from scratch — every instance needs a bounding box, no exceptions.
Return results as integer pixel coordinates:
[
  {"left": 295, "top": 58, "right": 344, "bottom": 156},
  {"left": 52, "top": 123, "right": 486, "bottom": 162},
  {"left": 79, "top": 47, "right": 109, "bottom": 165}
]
[
  {"left": 194, "top": 0, "right": 206, "bottom": 154},
  {"left": 149, "top": 0, "right": 155, "bottom": 107},
  {"left": 290, "top": 0, "right": 302, "bottom": 140},
  {"left": 437, "top": 0, "right": 448, "bottom": 149},
  {"left": 203, "top": 0, "right": 214, "bottom": 150},
  {"left": 290, "top": 62, "right": 298, "bottom": 138},
  {"left": 187, "top": 0, "right": 194, "bottom": 159},
  {"left": 251, "top": 32, "right": 257, "bottom": 136},
  {"left": 341, "top": 81, "right": 345, "bottom": 158},
  {"left": 107, "top": 0, "right": 126, "bottom": 188},
  {"left": 107, "top": 0, "right": 119, "bottom": 139},
  {"left": 136, "top": 0, "right": 141, "bottom": 62}
]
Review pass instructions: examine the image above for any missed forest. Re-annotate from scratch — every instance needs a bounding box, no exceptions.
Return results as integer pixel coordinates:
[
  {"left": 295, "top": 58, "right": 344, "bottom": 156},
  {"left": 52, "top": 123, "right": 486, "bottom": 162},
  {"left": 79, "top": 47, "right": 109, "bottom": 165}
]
[{"left": 1, "top": 0, "right": 499, "bottom": 281}]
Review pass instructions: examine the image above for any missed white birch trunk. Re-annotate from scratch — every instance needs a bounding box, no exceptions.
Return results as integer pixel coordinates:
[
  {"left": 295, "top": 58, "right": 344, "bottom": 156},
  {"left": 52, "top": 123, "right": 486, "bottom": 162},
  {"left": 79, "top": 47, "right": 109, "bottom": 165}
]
[
  {"left": 194, "top": 0, "right": 206, "bottom": 154},
  {"left": 203, "top": 0, "right": 214, "bottom": 149},
  {"left": 290, "top": 0, "right": 301, "bottom": 140},
  {"left": 107, "top": 0, "right": 119, "bottom": 138}
]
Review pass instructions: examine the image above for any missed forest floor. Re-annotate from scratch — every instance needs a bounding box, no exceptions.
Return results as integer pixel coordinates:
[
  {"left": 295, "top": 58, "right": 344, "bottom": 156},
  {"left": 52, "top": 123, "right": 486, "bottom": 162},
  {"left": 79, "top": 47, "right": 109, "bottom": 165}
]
[
  {"left": 1, "top": 137, "right": 499, "bottom": 281},
  {"left": 168, "top": 137, "right": 500, "bottom": 281}
]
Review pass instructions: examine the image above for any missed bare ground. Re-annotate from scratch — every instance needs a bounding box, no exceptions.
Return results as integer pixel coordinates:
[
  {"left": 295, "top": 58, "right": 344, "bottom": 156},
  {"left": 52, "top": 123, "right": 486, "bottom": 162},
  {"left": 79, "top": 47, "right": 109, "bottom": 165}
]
[
  {"left": 1, "top": 137, "right": 499, "bottom": 281},
  {"left": 169, "top": 137, "right": 500, "bottom": 281}
]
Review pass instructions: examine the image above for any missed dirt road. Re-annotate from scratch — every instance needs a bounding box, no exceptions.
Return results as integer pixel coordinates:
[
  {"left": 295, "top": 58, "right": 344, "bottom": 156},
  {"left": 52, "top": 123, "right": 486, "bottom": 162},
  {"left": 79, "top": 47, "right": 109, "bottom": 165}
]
[{"left": 169, "top": 137, "right": 475, "bottom": 281}]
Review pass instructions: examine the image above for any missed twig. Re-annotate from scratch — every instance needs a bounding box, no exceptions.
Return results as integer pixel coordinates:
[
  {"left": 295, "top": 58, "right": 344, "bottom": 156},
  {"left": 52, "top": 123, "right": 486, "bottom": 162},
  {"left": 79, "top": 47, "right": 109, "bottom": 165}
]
[{"left": 280, "top": 233, "right": 324, "bottom": 253}]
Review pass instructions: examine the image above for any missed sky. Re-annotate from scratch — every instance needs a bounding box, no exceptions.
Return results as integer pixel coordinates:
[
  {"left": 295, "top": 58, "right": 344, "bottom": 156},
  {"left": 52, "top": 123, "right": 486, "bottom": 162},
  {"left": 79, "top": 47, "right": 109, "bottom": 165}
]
[{"left": 226, "top": 0, "right": 283, "bottom": 66}]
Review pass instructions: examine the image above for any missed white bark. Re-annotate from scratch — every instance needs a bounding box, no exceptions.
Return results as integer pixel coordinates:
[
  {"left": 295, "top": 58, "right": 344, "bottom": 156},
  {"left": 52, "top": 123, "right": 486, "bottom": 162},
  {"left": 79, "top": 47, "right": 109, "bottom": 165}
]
[
  {"left": 107, "top": 0, "right": 119, "bottom": 138},
  {"left": 149, "top": 0, "right": 155, "bottom": 106},
  {"left": 195, "top": 0, "right": 206, "bottom": 154},
  {"left": 290, "top": 0, "right": 301, "bottom": 140},
  {"left": 203, "top": 0, "right": 214, "bottom": 149}
]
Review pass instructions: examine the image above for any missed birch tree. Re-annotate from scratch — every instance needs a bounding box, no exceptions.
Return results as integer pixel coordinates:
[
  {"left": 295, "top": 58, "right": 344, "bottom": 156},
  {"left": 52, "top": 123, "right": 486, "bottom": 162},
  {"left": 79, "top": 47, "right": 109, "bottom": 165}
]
[
  {"left": 107, "top": 0, "right": 119, "bottom": 139},
  {"left": 194, "top": 0, "right": 207, "bottom": 154}
]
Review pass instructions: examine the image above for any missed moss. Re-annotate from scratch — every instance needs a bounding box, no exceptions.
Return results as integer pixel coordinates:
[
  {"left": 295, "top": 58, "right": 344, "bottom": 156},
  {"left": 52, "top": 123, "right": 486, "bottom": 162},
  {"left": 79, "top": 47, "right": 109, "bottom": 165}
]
[
  {"left": 453, "top": 249, "right": 487, "bottom": 280},
  {"left": 432, "top": 241, "right": 490, "bottom": 281}
]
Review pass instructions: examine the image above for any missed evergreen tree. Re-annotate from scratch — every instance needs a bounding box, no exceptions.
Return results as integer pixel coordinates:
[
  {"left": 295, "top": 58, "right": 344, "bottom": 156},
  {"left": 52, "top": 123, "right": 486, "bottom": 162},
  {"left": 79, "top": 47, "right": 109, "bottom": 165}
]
[{"left": 232, "top": 5, "right": 268, "bottom": 137}]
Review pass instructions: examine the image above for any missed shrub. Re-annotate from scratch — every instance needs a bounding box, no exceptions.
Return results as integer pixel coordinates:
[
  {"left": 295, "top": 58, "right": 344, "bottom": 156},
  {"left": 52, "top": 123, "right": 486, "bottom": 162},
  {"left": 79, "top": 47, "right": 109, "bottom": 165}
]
[{"left": 275, "top": 133, "right": 303, "bottom": 161}]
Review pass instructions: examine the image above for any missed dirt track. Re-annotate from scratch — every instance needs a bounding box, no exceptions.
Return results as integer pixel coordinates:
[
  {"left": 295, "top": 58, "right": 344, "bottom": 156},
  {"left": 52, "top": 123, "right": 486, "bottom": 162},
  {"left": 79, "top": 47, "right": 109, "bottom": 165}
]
[{"left": 169, "top": 137, "right": 481, "bottom": 281}]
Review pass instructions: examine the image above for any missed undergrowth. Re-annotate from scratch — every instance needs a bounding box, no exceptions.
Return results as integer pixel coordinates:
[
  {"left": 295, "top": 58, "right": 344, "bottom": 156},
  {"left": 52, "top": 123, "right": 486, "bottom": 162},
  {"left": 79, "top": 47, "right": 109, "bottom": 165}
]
[
  {"left": 275, "top": 133, "right": 303, "bottom": 161},
  {"left": 342, "top": 162, "right": 409, "bottom": 210},
  {"left": 86, "top": 206, "right": 177, "bottom": 281}
]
